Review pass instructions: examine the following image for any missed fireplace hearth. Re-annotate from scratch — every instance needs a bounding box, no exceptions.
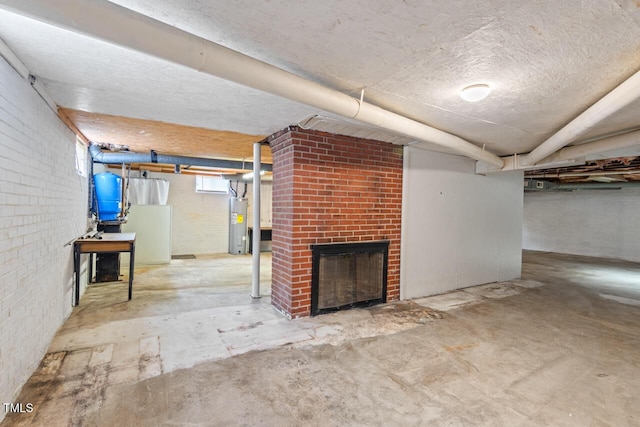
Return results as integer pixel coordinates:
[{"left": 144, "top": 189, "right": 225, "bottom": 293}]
[{"left": 311, "top": 241, "right": 389, "bottom": 316}]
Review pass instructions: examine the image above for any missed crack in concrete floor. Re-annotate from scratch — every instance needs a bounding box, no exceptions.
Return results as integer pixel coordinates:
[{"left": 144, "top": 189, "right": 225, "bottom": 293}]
[{"left": 3, "top": 252, "right": 640, "bottom": 426}]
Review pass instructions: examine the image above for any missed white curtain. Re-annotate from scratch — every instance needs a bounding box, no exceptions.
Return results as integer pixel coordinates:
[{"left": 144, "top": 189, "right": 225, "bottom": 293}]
[{"left": 128, "top": 178, "right": 170, "bottom": 205}]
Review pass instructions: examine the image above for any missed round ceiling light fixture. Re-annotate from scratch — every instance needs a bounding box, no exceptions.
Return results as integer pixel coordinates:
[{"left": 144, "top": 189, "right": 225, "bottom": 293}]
[{"left": 460, "top": 83, "right": 491, "bottom": 102}]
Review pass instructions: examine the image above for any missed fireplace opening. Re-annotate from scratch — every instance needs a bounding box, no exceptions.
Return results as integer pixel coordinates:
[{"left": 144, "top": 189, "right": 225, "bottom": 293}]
[{"left": 311, "top": 241, "right": 389, "bottom": 316}]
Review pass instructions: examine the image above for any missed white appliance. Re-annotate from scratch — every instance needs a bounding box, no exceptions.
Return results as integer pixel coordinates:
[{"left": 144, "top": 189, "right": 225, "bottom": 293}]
[{"left": 121, "top": 205, "right": 172, "bottom": 267}]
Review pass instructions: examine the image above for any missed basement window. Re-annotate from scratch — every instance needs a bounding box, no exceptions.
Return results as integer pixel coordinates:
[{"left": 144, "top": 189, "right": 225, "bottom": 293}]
[
  {"left": 195, "top": 176, "right": 228, "bottom": 194},
  {"left": 75, "top": 137, "right": 88, "bottom": 177}
]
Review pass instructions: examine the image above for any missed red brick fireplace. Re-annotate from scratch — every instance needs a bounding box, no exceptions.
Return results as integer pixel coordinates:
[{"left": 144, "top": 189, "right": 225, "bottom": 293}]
[{"left": 269, "top": 127, "right": 403, "bottom": 318}]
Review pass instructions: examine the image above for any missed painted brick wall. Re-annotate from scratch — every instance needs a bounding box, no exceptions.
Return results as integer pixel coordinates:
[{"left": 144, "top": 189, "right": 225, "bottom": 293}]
[
  {"left": 270, "top": 128, "right": 403, "bottom": 318},
  {"left": 150, "top": 173, "right": 230, "bottom": 255},
  {"left": 0, "top": 57, "right": 88, "bottom": 413},
  {"left": 148, "top": 172, "right": 273, "bottom": 255}
]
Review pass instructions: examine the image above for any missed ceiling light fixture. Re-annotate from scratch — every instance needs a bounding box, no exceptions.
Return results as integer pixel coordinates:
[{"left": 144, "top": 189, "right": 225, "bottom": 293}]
[{"left": 460, "top": 84, "right": 491, "bottom": 102}]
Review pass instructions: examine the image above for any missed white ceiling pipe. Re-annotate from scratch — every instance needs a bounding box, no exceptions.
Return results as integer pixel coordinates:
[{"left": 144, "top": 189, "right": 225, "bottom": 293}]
[
  {"left": 0, "top": 36, "right": 57, "bottom": 112},
  {"left": 0, "top": 35, "right": 28, "bottom": 78},
  {"left": 476, "top": 153, "right": 583, "bottom": 174},
  {"left": 522, "top": 68, "right": 640, "bottom": 166},
  {"left": 540, "top": 128, "right": 640, "bottom": 164},
  {"left": 0, "top": 0, "right": 504, "bottom": 168},
  {"left": 480, "top": 127, "right": 640, "bottom": 173},
  {"left": 352, "top": 102, "right": 495, "bottom": 163},
  {"left": 526, "top": 170, "right": 640, "bottom": 179}
]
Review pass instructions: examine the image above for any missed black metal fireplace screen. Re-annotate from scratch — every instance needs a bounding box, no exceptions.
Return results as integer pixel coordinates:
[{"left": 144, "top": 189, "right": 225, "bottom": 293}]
[{"left": 311, "top": 240, "right": 389, "bottom": 316}]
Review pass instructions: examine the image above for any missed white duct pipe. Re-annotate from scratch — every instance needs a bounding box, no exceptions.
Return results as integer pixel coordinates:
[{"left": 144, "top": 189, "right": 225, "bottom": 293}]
[
  {"left": 0, "top": 0, "right": 504, "bottom": 168},
  {"left": 0, "top": 34, "right": 28, "bottom": 78},
  {"left": 522, "top": 69, "right": 640, "bottom": 166},
  {"left": 526, "top": 170, "right": 640, "bottom": 179},
  {"left": 480, "top": 127, "right": 640, "bottom": 173},
  {"left": 540, "top": 129, "right": 640, "bottom": 164},
  {"left": 527, "top": 181, "right": 640, "bottom": 191},
  {"left": 251, "top": 143, "right": 261, "bottom": 299},
  {"left": 0, "top": 36, "right": 57, "bottom": 112}
]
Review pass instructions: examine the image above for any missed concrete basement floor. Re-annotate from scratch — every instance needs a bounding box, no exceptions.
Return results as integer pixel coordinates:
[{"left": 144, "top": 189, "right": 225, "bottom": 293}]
[{"left": 3, "top": 251, "right": 640, "bottom": 426}]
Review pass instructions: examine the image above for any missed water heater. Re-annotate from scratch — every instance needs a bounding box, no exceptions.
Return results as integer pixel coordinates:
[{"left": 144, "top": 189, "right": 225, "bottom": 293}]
[{"left": 229, "top": 197, "right": 248, "bottom": 254}]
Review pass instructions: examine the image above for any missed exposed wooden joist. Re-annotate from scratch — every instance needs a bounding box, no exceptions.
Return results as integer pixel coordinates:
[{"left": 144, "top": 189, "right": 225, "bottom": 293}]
[
  {"left": 524, "top": 155, "right": 640, "bottom": 183},
  {"left": 57, "top": 107, "right": 90, "bottom": 145},
  {"left": 62, "top": 108, "right": 271, "bottom": 163}
]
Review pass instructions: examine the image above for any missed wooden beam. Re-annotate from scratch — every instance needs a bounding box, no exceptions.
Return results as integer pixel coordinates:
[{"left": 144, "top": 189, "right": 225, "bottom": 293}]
[{"left": 58, "top": 107, "right": 90, "bottom": 145}]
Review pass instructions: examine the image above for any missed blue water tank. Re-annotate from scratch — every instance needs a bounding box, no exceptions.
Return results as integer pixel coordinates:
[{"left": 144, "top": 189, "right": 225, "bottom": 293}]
[{"left": 93, "top": 172, "right": 122, "bottom": 221}]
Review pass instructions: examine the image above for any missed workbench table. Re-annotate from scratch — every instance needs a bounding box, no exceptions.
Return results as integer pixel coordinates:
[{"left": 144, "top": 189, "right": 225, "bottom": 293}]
[{"left": 73, "top": 232, "right": 136, "bottom": 306}]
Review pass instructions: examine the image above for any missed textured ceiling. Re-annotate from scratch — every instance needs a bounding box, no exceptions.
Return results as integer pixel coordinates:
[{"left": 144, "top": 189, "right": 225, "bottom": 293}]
[
  {"left": 0, "top": 10, "right": 317, "bottom": 136},
  {"left": 1, "top": 0, "right": 640, "bottom": 160}
]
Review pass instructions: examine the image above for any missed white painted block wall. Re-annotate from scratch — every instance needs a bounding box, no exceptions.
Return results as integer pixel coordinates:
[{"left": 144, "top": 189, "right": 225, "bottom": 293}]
[
  {"left": 401, "top": 147, "right": 523, "bottom": 299},
  {"left": 148, "top": 173, "right": 229, "bottom": 255},
  {"left": 523, "top": 189, "right": 640, "bottom": 262},
  {"left": 150, "top": 173, "right": 272, "bottom": 255},
  {"left": 0, "top": 57, "right": 88, "bottom": 414}
]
